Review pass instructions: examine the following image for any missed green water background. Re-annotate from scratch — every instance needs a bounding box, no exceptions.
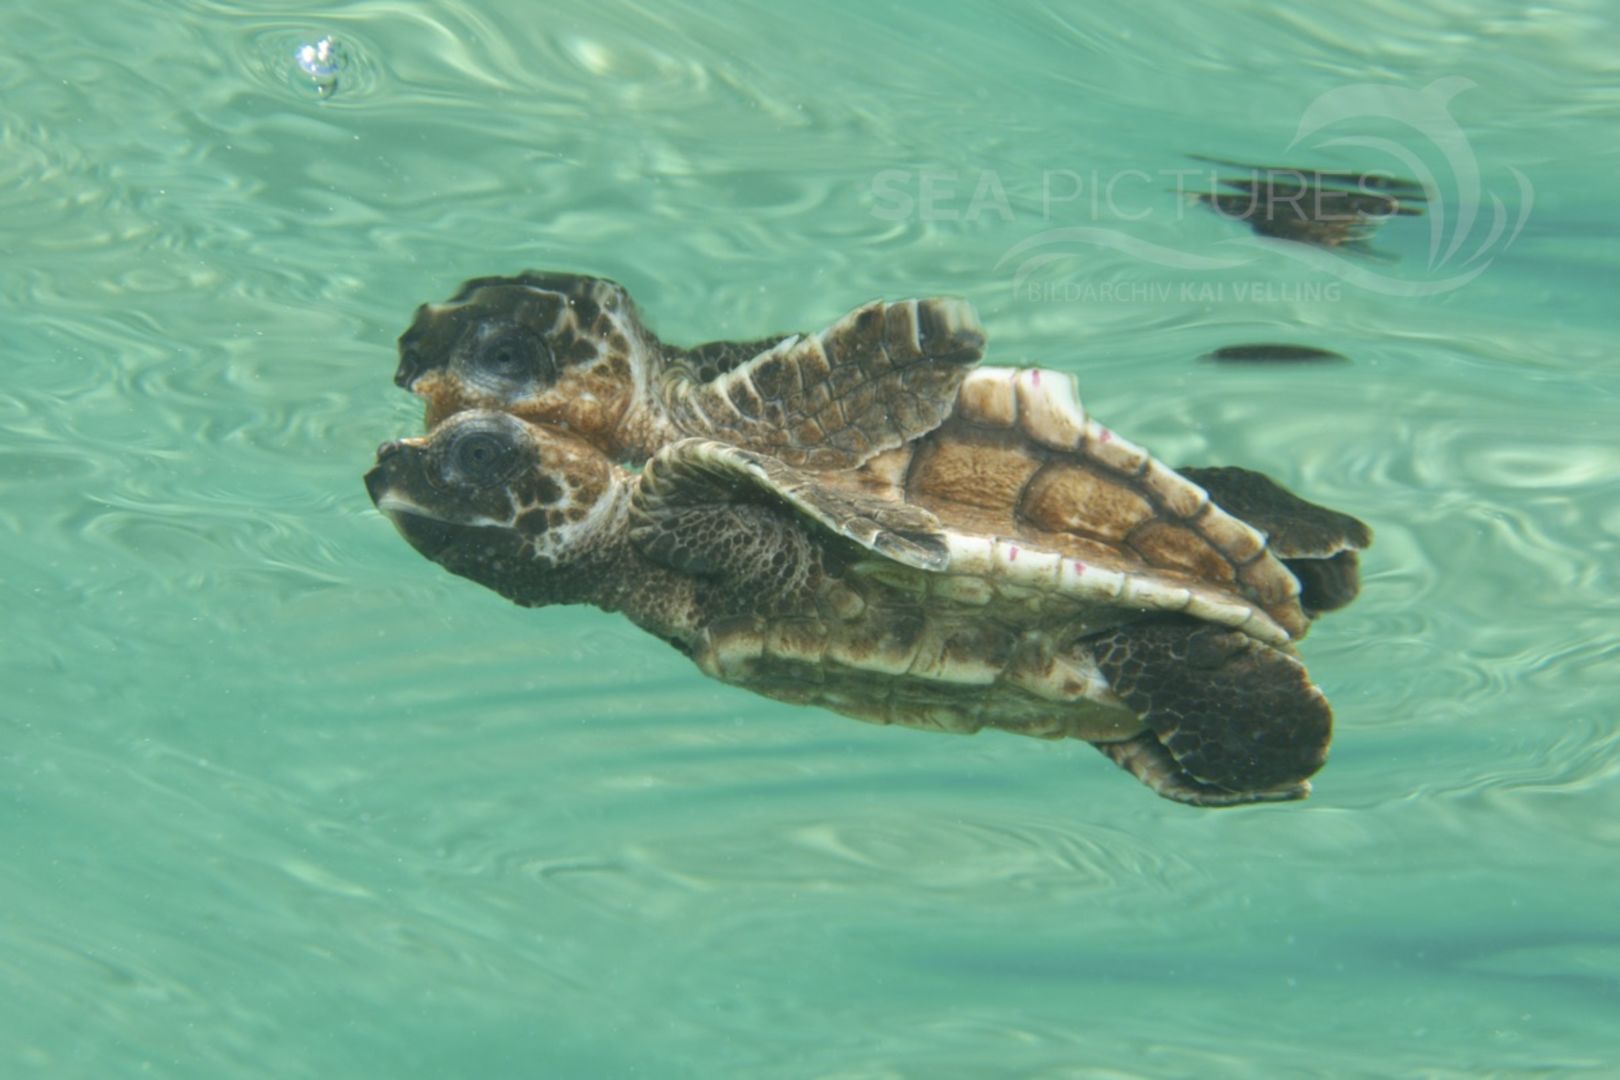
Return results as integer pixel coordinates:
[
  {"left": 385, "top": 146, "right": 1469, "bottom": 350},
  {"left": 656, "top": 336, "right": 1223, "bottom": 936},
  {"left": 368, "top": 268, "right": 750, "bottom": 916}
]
[{"left": 4, "top": 1, "right": 1618, "bottom": 1076}]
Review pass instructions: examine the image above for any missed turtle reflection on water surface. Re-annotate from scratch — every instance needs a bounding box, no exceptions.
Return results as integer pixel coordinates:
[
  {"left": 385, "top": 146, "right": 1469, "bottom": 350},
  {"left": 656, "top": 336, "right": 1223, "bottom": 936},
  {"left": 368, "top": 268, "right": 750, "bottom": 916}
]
[{"left": 394, "top": 271, "right": 988, "bottom": 471}]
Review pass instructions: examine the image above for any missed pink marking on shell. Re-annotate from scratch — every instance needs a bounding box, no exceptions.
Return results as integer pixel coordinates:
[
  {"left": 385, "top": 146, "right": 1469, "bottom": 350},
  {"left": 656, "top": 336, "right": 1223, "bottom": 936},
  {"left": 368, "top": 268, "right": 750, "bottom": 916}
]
[
  {"left": 1097, "top": 427, "right": 1113, "bottom": 443},
  {"left": 1031, "top": 369, "right": 1041, "bottom": 386},
  {"left": 1073, "top": 560, "right": 1086, "bottom": 574},
  {"left": 1008, "top": 545, "right": 1020, "bottom": 561}
]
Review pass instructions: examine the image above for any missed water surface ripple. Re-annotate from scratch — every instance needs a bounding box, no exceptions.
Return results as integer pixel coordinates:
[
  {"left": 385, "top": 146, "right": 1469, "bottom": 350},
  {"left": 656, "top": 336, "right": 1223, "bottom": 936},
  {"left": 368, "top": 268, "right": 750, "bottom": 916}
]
[{"left": 4, "top": 0, "right": 1618, "bottom": 1075}]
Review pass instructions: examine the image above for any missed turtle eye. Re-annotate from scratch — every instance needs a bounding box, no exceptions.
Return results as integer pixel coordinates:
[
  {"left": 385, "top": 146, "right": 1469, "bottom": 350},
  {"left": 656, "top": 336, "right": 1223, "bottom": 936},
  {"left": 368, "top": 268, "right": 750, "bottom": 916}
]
[
  {"left": 468, "top": 326, "right": 556, "bottom": 387},
  {"left": 446, "top": 429, "right": 521, "bottom": 484}
]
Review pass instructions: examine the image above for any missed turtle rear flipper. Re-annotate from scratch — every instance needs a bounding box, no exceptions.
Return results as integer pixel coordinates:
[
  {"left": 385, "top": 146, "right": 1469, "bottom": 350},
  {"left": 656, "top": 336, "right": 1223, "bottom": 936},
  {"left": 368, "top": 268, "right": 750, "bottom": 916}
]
[
  {"left": 1091, "top": 616, "right": 1331, "bottom": 801},
  {"left": 1093, "top": 735, "right": 1309, "bottom": 807},
  {"left": 1180, "top": 465, "right": 1371, "bottom": 615},
  {"left": 668, "top": 298, "right": 985, "bottom": 471}
]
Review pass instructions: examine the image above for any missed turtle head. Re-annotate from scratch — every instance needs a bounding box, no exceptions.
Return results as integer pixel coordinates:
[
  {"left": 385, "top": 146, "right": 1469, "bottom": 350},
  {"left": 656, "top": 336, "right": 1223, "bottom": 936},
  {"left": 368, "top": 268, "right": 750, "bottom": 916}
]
[
  {"left": 394, "top": 272, "right": 659, "bottom": 451},
  {"left": 364, "top": 411, "right": 627, "bottom": 607}
]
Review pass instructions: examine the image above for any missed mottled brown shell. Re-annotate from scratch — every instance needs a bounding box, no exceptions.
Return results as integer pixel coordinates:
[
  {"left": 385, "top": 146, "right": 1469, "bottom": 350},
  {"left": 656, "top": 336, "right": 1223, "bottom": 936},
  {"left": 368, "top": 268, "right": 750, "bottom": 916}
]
[{"left": 846, "top": 367, "right": 1310, "bottom": 643}]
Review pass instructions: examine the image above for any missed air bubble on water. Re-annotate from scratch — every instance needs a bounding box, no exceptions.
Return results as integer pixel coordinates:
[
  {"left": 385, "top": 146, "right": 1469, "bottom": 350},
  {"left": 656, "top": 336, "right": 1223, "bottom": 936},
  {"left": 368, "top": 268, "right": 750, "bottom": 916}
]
[{"left": 294, "top": 35, "right": 347, "bottom": 98}]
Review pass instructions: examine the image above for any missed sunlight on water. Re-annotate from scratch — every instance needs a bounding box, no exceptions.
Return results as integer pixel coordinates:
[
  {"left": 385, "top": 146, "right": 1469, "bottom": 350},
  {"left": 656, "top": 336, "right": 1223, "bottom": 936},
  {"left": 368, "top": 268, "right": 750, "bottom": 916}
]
[{"left": 3, "top": 0, "right": 1618, "bottom": 1076}]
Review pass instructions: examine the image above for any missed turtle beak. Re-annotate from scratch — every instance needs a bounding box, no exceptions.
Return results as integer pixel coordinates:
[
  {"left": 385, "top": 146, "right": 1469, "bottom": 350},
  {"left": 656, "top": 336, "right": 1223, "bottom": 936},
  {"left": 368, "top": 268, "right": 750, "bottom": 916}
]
[
  {"left": 394, "top": 314, "right": 435, "bottom": 391},
  {"left": 363, "top": 462, "right": 391, "bottom": 506},
  {"left": 364, "top": 439, "right": 415, "bottom": 509},
  {"left": 394, "top": 338, "right": 449, "bottom": 395},
  {"left": 364, "top": 450, "right": 398, "bottom": 508},
  {"left": 393, "top": 356, "right": 423, "bottom": 391},
  {"left": 364, "top": 443, "right": 460, "bottom": 559}
]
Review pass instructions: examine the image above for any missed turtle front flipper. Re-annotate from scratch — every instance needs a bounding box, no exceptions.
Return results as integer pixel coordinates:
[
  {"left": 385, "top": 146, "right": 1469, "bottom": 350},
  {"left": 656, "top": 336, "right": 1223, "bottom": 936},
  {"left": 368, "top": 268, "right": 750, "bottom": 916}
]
[
  {"left": 666, "top": 298, "right": 986, "bottom": 471},
  {"left": 1090, "top": 615, "right": 1331, "bottom": 803},
  {"left": 678, "top": 335, "right": 806, "bottom": 383},
  {"left": 630, "top": 438, "right": 951, "bottom": 575},
  {"left": 1180, "top": 465, "right": 1371, "bottom": 616}
]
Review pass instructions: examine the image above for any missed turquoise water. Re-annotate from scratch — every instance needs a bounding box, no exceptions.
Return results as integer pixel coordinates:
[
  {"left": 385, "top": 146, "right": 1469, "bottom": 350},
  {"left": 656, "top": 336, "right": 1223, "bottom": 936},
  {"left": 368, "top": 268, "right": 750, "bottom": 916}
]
[{"left": 5, "top": 0, "right": 1618, "bottom": 1075}]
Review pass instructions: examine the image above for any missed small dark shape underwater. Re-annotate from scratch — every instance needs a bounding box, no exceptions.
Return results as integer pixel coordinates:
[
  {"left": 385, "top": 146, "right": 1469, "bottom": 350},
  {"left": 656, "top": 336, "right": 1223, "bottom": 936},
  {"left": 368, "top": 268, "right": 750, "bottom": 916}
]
[
  {"left": 1187, "top": 154, "right": 1427, "bottom": 254},
  {"left": 1203, "top": 343, "right": 1349, "bottom": 364}
]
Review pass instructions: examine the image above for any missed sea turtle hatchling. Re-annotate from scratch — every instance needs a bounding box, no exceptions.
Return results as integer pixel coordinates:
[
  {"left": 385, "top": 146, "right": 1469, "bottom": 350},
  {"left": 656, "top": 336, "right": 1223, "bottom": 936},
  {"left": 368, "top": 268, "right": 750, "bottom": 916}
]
[
  {"left": 365, "top": 367, "right": 1370, "bottom": 807},
  {"left": 394, "top": 271, "right": 987, "bottom": 470}
]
